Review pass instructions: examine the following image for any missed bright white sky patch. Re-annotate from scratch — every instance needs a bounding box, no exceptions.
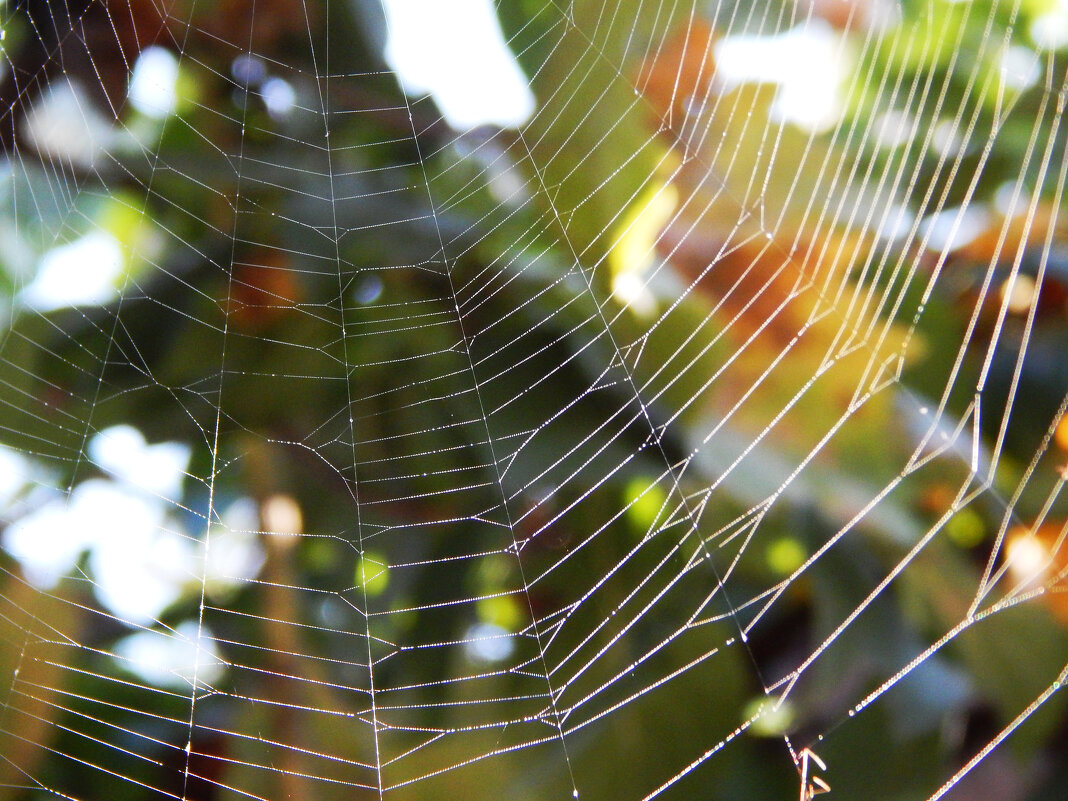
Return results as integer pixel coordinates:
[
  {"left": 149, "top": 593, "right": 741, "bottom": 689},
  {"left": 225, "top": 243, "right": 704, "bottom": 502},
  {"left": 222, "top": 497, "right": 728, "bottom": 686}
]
[
  {"left": 2, "top": 493, "right": 92, "bottom": 588},
  {"left": 714, "top": 21, "right": 848, "bottom": 132},
  {"left": 380, "top": 0, "right": 535, "bottom": 130},
  {"left": 203, "top": 499, "right": 267, "bottom": 598},
  {"left": 21, "top": 231, "right": 124, "bottom": 312},
  {"left": 999, "top": 45, "right": 1041, "bottom": 91},
  {"left": 2, "top": 425, "right": 262, "bottom": 623},
  {"left": 89, "top": 425, "right": 190, "bottom": 499},
  {"left": 920, "top": 205, "right": 991, "bottom": 252},
  {"left": 873, "top": 110, "right": 916, "bottom": 148},
  {"left": 89, "top": 507, "right": 196, "bottom": 625},
  {"left": 874, "top": 202, "right": 916, "bottom": 242},
  {"left": 1031, "top": 0, "right": 1068, "bottom": 50},
  {"left": 2, "top": 479, "right": 179, "bottom": 605},
  {"left": 0, "top": 445, "right": 28, "bottom": 507},
  {"left": 22, "top": 79, "right": 117, "bottom": 168},
  {"left": 128, "top": 46, "right": 179, "bottom": 118},
  {"left": 113, "top": 622, "right": 226, "bottom": 689}
]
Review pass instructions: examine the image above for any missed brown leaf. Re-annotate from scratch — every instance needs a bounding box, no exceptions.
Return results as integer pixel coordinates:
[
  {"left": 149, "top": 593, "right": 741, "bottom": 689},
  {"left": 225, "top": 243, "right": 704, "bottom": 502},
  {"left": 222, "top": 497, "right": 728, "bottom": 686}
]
[
  {"left": 634, "top": 19, "right": 718, "bottom": 124},
  {"left": 228, "top": 251, "right": 304, "bottom": 331}
]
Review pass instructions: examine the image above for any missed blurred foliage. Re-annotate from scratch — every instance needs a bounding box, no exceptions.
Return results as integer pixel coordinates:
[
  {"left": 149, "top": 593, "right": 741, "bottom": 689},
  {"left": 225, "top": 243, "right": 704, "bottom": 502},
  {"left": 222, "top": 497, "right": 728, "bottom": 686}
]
[{"left": 0, "top": 1, "right": 1067, "bottom": 800}]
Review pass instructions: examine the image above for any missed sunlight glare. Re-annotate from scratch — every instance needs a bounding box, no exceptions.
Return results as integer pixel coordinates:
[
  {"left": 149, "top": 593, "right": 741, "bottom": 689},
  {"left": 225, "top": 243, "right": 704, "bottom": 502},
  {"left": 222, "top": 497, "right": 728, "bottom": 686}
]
[
  {"left": 1031, "top": 0, "right": 1068, "bottom": 49},
  {"left": 0, "top": 445, "right": 27, "bottom": 507},
  {"left": 714, "top": 21, "right": 848, "bottom": 132},
  {"left": 23, "top": 79, "right": 116, "bottom": 167},
  {"left": 114, "top": 622, "right": 226, "bottom": 689},
  {"left": 89, "top": 424, "right": 191, "bottom": 499},
  {"left": 379, "top": 0, "right": 535, "bottom": 130},
  {"left": 128, "top": 46, "right": 179, "bottom": 118},
  {"left": 1, "top": 426, "right": 263, "bottom": 624},
  {"left": 21, "top": 231, "right": 125, "bottom": 311}
]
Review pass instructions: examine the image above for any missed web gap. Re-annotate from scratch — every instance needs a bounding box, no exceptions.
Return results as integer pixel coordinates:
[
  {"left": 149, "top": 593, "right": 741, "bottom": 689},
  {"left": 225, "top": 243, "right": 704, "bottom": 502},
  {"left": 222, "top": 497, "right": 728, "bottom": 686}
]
[{"left": 380, "top": 25, "right": 584, "bottom": 801}]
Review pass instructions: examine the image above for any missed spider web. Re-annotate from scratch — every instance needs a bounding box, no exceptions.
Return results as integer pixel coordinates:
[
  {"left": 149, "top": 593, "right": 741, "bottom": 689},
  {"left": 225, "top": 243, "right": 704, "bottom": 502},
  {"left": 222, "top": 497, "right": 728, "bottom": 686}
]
[{"left": 0, "top": 1, "right": 1067, "bottom": 800}]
